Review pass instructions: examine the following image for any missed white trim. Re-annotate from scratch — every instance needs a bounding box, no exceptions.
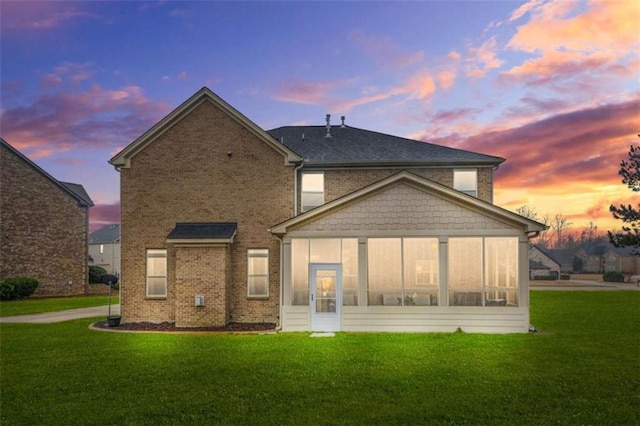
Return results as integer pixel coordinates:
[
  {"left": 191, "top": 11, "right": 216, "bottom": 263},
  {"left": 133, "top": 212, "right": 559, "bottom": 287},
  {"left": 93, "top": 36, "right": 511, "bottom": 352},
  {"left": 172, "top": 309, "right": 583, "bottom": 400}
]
[{"left": 247, "top": 248, "right": 269, "bottom": 298}]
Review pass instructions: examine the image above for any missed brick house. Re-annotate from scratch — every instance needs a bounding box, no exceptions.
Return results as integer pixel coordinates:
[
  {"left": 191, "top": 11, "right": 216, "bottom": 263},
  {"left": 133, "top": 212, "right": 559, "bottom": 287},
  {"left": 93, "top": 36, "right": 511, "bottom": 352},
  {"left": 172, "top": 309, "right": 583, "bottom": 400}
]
[
  {"left": 529, "top": 245, "right": 562, "bottom": 278},
  {"left": 110, "top": 87, "right": 545, "bottom": 333},
  {"left": 1, "top": 138, "right": 94, "bottom": 297}
]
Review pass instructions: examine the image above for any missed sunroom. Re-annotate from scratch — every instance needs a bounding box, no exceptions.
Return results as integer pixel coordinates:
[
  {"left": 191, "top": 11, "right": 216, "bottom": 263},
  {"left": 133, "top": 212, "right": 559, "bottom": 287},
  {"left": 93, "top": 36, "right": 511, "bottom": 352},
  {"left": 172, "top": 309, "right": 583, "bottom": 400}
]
[{"left": 270, "top": 172, "right": 545, "bottom": 333}]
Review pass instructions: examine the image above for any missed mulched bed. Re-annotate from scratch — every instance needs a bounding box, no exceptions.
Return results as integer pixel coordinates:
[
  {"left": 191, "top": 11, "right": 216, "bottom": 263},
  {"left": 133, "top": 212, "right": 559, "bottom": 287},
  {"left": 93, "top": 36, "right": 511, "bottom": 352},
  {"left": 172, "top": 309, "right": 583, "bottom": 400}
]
[{"left": 93, "top": 321, "right": 276, "bottom": 332}]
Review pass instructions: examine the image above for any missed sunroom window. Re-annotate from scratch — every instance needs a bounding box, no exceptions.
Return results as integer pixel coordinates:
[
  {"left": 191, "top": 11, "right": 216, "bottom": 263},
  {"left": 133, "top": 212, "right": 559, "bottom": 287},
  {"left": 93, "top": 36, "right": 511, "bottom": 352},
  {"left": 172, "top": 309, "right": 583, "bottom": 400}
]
[
  {"left": 301, "top": 172, "right": 324, "bottom": 212},
  {"left": 454, "top": 169, "right": 477, "bottom": 197},
  {"left": 290, "top": 238, "right": 358, "bottom": 306},
  {"left": 367, "top": 238, "right": 439, "bottom": 306},
  {"left": 448, "top": 237, "right": 518, "bottom": 306}
]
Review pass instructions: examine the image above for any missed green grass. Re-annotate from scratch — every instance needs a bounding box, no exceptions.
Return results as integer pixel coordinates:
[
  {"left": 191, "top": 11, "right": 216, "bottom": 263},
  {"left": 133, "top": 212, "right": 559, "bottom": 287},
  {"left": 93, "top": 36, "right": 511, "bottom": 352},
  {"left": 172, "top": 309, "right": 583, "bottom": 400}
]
[
  {"left": 1, "top": 291, "right": 638, "bottom": 425},
  {"left": 0, "top": 295, "right": 119, "bottom": 317}
]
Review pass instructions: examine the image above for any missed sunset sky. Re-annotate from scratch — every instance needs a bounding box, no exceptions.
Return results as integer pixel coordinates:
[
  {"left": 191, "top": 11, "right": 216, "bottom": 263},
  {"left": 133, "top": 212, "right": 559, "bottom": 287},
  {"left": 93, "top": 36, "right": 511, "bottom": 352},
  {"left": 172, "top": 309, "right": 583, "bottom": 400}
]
[{"left": 1, "top": 0, "right": 638, "bottom": 237}]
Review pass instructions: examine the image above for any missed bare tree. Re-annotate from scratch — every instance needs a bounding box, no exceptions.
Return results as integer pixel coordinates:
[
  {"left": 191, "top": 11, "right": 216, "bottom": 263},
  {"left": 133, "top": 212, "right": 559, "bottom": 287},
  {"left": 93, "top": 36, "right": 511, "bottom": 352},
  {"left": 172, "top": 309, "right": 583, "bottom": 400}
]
[
  {"left": 552, "top": 214, "right": 572, "bottom": 249},
  {"left": 516, "top": 205, "right": 538, "bottom": 221}
]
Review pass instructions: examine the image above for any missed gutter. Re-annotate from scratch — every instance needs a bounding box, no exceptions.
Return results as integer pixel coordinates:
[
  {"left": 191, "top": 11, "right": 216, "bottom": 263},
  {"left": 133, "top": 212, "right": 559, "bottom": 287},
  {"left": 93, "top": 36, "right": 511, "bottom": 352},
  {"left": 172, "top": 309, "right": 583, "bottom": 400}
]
[{"left": 293, "top": 160, "right": 305, "bottom": 216}]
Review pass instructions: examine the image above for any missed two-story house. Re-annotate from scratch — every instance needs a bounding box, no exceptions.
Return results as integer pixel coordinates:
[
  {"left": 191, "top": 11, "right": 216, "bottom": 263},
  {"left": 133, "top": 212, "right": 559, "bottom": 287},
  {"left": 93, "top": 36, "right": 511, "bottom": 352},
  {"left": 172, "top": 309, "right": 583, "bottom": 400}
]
[
  {"left": 1, "top": 138, "right": 93, "bottom": 297},
  {"left": 110, "top": 87, "right": 545, "bottom": 333}
]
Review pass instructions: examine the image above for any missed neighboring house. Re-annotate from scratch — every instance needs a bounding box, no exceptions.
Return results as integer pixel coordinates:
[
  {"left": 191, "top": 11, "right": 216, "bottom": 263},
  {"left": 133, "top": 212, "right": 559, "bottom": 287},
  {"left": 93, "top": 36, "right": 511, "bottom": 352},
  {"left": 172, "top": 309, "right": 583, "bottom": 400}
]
[
  {"left": 529, "top": 260, "right": 551, "bottom": 278},
  {"left": 529, "top": 245, "right": 561, "bottom": 278},
  {"left": 543, "top": 248, "right": 575, "bottom": 273},
  {"left": 575, "top": 243, "right": 640, "bottom": 275},
  {"left": 88, "top": 224, "right": 121, "bottom": 276},
  {"left": 0, "top": 138, "right": 94, "bottom": 297},
  {"left": 109, "top": 87, "right": 545, "bottom": 333}
]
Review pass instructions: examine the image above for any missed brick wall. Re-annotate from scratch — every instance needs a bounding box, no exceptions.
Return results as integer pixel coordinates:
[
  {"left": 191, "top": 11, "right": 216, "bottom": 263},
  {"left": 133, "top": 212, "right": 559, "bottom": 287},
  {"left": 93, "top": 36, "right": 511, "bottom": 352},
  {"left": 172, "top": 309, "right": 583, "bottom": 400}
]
[
  {"left": 120, "top": 101, "right": 293, "bottom": 325},
  {"left": 0, "top": 143, "right": 89, "bottom": 297},
  {"left": 299, "top": 166, "right": 494, "bottom": 213}
]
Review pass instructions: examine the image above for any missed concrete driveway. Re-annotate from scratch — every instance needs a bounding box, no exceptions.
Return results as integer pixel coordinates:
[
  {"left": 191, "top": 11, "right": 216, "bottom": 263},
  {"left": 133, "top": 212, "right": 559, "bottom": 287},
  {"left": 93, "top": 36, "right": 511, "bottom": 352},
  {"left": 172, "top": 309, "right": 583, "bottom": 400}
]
[{"left": 0, "top": 304, "right": 120, "bottom": 324}]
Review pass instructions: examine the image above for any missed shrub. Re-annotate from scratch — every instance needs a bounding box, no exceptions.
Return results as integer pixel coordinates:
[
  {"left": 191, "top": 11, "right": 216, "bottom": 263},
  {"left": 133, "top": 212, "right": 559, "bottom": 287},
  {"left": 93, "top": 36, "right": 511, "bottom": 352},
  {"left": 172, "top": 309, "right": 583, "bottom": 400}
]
[
  {"left": 603, "top": 271, "right": 624, "bottom": 283},
  {"left": 0, "top": 277, "right": 39, "bottom": 300},
  {"left": 89, "top": 266, "right": 108, "bottom": 284},
  {"left": 560, "top": 274, "right": 571, "bottom": 280},
  {"left": 533, "top": 275, "right": 556, "bottom": 281}
]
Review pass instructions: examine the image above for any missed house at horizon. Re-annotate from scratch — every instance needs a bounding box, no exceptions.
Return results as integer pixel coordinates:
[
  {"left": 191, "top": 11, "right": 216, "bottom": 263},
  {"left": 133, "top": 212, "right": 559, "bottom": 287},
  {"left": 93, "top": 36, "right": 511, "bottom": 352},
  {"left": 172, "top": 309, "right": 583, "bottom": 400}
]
[
  {"left": 574, "top": 242, "right": 640, "bottom": 275},
  {"left": 529, "top": 245, "right": 562, "bottom": 278},
  {"left": 88, "top": 224, "right": 121, "bottom": 276},
  {"left": 0, "top": 138, "right": 94, "bottom": 297},
  {"left": 109, "top": 87, "right": 546, "bottom": 333}
]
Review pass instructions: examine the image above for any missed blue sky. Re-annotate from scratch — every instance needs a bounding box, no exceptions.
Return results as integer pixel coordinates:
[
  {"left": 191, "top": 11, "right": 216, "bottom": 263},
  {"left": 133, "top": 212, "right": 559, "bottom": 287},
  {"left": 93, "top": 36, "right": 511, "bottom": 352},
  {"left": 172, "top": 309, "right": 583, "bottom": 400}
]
[{"left": 1, "top": 0, "right": 638, "bottom": 238}]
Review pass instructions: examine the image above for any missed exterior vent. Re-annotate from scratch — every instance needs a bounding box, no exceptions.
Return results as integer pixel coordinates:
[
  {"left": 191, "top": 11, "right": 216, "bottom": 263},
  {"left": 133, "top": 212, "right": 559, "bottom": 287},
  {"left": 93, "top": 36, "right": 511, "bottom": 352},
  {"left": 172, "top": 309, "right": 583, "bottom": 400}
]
[
  {"left": 341, "top": 116, "right": 346, "bottom": 127},
  {"left": 195, "top": 294, "right": 205, "bottom": 307},
  {"left": 325, "top": 114, "right": 331, "bottom": 138}
]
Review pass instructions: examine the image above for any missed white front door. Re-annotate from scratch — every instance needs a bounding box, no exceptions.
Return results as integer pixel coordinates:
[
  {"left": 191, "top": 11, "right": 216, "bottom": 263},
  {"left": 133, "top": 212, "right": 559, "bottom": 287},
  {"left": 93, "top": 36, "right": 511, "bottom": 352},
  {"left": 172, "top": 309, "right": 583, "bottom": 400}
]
[{"left": 310, "top": 263, "right": 342, "bottom": 332}]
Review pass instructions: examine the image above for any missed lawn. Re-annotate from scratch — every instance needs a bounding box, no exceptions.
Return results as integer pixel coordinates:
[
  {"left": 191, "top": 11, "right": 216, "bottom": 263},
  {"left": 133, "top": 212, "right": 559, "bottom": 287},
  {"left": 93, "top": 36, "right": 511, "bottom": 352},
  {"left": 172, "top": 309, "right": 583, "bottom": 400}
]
[
  {"left": 1, "top": 291, "right": 638, "bottom": 425},
  {"left": 0, "top": 295, "right": 119, "bottom": 317}
]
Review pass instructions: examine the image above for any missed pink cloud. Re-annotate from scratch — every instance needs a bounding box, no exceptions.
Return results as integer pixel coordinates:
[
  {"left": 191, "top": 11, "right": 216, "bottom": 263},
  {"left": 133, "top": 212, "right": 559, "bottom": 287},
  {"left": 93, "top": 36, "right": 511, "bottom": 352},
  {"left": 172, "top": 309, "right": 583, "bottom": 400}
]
[
  {"left": 348, "top": 30, "right": 424, "bottom": 70},
  {"left": 460, "top": 99, "right": 639, "bottom": 190},
  {"left": 1, "top": 1, "right": 99, "bottom": 31},
  {"left": 89, "top": 202, "right": 120, "bottom": 232},
  {"left": 273, "top": 80, "right": 341, "bottom": 105},
  {"left": 1, "top": 66, "right": 169, "bottom": 159},
  {"left": 507, "top": 0, "right": 640, "bottom": 54},
  {"left": 437, "top": 70, "right": 456, "bottom": 90},
  {"left": 465, "top": 36, "right": 504, "bottom": 78}
]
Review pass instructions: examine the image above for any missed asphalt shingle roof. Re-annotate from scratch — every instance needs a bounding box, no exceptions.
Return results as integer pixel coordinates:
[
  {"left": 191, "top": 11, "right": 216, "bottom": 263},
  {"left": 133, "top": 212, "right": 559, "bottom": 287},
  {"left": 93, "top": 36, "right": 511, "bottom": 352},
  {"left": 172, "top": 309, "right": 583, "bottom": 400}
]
[
  {"left": 61, "top": 182, "right": 94, "bottom": 206},
  {"left": 267, "top": 125, "right": 504, "bottom": 166},
  {"left": 167, "top": 222, "right": 237, "bottom": 240},
  {"left": 89, "top": 224, "right": 120, "bottom": 244}
]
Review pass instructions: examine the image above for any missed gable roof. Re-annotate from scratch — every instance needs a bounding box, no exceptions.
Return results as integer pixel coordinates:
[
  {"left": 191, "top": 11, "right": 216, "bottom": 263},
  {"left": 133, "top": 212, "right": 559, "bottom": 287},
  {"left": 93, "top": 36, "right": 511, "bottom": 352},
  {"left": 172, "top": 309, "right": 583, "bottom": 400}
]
[
  {"left": 1, "top": 138, "right": 94, "bottom": 208},
  {"left": 532, "top": 244, "right": 563, "bottom": 266},
  {"left": 267, "top": 125, "right": 504, "bottom": 167},
  {"left": 270, "top": 171, "right": 546, "bottom": 235},
  {"left": 89, "top": 224, "right": 120, "bottom": 244},
  {"left": 109, "top": 87, "right": 301, "bottom": 168}
]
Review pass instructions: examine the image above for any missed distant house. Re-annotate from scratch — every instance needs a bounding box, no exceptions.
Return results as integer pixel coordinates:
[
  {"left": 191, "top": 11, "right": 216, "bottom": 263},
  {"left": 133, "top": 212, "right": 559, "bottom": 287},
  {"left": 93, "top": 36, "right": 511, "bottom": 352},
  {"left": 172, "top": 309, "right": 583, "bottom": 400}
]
[
  {"left": 88, "top": 224, "right": 120, "bottom": 276},
  {"left": 0, "top": 138, "right": 94, "bottom": 297},
  {"left": 575, "top": 243, "right": 640, "bottom": 275},
  {"left": 529, "top": 245, "right": 561, "bottom": 278}
]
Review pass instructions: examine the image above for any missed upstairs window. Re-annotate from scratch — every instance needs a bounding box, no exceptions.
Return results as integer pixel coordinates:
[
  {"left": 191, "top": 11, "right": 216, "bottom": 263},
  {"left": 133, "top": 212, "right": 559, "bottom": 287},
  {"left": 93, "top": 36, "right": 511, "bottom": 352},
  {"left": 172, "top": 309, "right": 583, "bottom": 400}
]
[
  {"left": 247, "top": 249, "right": 269, "bottom": 298},
  {"left": 454, "top": 169, "right": 477, "bottom": 197},
  {"left": 301, "top": 172, "right": 324, "bottom": 212}
]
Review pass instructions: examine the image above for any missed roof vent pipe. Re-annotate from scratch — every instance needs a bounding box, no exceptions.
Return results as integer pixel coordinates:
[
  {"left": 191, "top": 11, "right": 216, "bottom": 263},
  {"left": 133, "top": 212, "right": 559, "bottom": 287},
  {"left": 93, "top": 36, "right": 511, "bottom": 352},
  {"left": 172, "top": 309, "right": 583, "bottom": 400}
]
[
  {"left": 341, "top": 116, "right": 346, "bottom": 128},
  {"left": 325, "top": 114, "right": 331, "bottom": 138}
]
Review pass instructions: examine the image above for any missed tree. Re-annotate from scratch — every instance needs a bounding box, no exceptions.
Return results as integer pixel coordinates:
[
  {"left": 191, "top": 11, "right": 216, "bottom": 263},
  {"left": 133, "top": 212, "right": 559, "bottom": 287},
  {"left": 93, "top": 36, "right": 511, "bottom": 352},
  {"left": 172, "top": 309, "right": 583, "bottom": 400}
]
[
  {"left": 515, "top": 205, "right": 551, "bottom": 248},
  {"left": 552, "top": 214, "right": 572, "bottom": 249},
  {"left": 608, "top": 143, "right": 640, "bottom": 255}
]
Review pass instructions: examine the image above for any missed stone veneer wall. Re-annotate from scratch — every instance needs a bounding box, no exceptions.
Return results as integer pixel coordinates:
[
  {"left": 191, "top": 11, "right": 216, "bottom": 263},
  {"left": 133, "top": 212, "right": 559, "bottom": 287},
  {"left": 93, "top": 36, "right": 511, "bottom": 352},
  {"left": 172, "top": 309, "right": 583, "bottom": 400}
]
[
  {"left": 0, "top": 143, "right": 89, "bottom": 297},
  {"left": 120, "top": 101, "right": 294, "bottom": 325}
]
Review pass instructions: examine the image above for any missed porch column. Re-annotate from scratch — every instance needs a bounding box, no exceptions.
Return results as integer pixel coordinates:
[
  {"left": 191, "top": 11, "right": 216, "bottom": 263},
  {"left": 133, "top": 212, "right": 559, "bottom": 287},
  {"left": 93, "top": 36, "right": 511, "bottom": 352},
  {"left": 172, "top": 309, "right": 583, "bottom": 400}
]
[
  {"left": 358, "top": 237, "right": 368, "bottom": 306},
  {"left": 439, "top": 236, "right": 448, "bottom": 306},
  {"left": 282, "top": 238, "right": 292, "bottom": 306},
  {"left": 519, "top": 236, "right": 530, "bottom": 310}
]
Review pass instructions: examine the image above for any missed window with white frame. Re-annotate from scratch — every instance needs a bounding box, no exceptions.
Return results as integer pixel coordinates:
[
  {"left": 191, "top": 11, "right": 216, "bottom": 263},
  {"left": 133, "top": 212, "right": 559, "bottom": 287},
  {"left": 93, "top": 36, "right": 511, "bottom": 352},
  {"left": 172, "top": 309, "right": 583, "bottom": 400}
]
[
  {"left": 448, "top": 237, "right": 518, "bottom": 306},
  {"left": 367, "top": 238, "right": 439, "bottom": 306},
  {"left": 301, "top": 172, "right": 324, "bottom": 212},
  {"left": 247, "top": 249, "right": 269, "bottom": 298},
  {"left": 146, "top": 249, "right": 167, "bottom": 298},
  {"left": 454, "top": 169, "right": 478, "bottom": 197},
  {"left": 99, "top": 244, "right": 104, "bottom": 254}
]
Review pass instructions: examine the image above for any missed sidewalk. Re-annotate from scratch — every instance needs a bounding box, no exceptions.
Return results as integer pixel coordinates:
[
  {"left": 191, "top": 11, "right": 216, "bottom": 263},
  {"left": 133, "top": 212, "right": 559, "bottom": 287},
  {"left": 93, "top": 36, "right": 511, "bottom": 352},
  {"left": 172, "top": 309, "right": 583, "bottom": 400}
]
[
  {"left": 0, "top": 305, "right": 120, "bottom": 324},
  {"left": 530, "top": 280, "right": 640, "bottom": 291}
]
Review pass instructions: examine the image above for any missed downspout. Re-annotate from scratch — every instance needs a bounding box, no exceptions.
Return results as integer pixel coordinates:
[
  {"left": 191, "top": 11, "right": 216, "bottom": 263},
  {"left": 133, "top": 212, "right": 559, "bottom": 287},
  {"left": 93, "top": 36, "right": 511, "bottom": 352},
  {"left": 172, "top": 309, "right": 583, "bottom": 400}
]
[
  {"left": 274, "top": 233, "right": 284, "bottom": 332},
  {"left": 293, "top": 161, "right": 304, "bottom": 216}
]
